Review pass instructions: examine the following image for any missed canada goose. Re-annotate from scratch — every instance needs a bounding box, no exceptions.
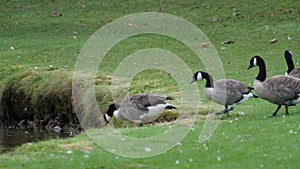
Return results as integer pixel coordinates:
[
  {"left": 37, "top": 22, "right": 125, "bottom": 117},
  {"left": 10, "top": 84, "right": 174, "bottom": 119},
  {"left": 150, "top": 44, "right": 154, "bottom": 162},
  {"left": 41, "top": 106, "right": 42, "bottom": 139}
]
[
  {"left": 191, "top": 71, "right": 257, "bottom": 116},
  {"left": 284, "top": 50, "right": 300, "bottom": 78},
  {"left": 103, "top": 93, "right": 176, "bottom": 126},
  {"left": 248, "top": 55, "right": 300, "bottom": 116}
]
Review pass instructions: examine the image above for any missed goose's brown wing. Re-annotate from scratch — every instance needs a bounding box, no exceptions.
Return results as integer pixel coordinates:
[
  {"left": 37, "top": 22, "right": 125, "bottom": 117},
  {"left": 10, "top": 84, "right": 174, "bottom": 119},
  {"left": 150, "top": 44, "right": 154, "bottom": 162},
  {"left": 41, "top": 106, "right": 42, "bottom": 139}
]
[
  {"left": 128, "top": 94, "right": 168, "bottom": 110},
  {"left": 288, "top": 68, "right": 300, "bottom": 79},
  {"left": 264, "top": 76, "right": 300, "bottom": 103},
  {"left": 214, "top": 79, "right": 249, "bottom": 104}
]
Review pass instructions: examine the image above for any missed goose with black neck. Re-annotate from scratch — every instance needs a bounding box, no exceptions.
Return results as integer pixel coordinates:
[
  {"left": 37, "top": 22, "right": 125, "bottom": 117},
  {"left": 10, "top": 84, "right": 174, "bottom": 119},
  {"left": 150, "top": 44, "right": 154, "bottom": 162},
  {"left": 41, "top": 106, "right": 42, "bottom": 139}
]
[{"left": 248, "top": 55, "right": 300, "bottom": 117}]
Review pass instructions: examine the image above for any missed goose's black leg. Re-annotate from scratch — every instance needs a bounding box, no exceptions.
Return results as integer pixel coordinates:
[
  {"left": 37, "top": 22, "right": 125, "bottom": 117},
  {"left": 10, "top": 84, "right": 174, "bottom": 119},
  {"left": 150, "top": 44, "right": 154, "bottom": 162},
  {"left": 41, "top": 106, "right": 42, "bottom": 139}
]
[
  {"left": 271, "top": 105, "right": 282, "bottom": 117},
  {"left": 223, "top": 105, "right": 229, "bottom": 117},
  {"left": 284, "top": 105, "right": 290, "bottom": 115},
  {"left": 223, "top": 106, "right": 234, "bottom": 117},
  {"left": 215, "top": 106, "right": 234, "bottom": 116}
]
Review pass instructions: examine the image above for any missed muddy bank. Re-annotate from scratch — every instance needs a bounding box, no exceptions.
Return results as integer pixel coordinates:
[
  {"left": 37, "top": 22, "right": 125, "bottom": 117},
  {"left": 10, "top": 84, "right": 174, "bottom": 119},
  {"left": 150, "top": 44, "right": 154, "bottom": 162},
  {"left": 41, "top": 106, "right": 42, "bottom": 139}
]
[{"left": 0, "top": 69, "right": 112, "bottom": 133}]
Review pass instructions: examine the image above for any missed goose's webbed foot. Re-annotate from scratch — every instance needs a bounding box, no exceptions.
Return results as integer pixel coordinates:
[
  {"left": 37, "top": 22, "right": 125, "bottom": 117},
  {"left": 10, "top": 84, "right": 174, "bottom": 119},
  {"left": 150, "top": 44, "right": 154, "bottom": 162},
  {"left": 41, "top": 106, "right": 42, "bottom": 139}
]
[
  {"left": 223, "top": 107, "right": 234, "bottom": 117},
  {"left": 265, "top": 105, "right": 282, "bottom": 118},
  {"left": 215, "top": 107, "right": 234, "bottom": 117}
]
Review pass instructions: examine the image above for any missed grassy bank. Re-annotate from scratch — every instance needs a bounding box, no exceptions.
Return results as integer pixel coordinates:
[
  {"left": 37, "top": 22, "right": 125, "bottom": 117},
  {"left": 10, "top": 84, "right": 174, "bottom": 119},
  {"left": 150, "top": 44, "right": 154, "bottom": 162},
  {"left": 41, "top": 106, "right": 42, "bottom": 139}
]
[
  {"left": 2, "top": 115, "right": 300, "bottom": 169},
  {"left": 1, "top": 0, "right": 300, "bottom": 168}
]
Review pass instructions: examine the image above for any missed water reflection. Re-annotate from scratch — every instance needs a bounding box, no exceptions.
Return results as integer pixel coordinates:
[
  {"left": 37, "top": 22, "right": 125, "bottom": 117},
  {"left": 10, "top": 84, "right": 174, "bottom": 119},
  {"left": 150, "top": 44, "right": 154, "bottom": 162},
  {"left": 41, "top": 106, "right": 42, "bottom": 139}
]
[{"left": 0, "top": 125, "right": 72, "bottom": 154}]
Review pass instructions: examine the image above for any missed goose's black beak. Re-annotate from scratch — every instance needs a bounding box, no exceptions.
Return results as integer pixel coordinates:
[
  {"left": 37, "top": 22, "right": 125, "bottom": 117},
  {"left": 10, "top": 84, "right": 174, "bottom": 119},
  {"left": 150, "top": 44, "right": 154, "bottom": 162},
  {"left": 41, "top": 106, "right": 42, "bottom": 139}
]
[
  {"left": 190, "top": 79, "right": 196, "bottom": 84},
  {"left": 247, "top": 65, "right": 253, "bottom": 70}
]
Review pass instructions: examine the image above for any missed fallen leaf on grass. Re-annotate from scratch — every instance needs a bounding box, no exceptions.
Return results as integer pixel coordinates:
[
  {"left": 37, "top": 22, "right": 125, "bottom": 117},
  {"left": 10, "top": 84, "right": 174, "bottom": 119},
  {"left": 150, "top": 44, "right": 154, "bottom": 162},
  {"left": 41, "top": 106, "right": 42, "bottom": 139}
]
[
  {"left": 211, "top": 18, "right": 220, "bottom": 22},
  {"left": 269, "top": 38, "right": 277, "bottom": 43},
  {"left": 232, "top": 12, "right": 240, "bottom": 17},
  {"left": 201, "top": 43, "right": 209, "bottom": 49},
  {"left": 49, "top": 10, "right": 62, "bottom": 17},
  {"left": 222, "top": 40, "right": 235, "bottom": 45},
  {"left": 158, "top": 8, "right": 164, "bottom": 12}
]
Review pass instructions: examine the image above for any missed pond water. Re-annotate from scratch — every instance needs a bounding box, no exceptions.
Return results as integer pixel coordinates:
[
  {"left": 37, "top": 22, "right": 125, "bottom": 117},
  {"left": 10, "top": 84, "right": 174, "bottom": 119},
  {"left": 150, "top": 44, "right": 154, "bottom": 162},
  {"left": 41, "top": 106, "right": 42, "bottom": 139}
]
[{"left": 0, "top": 125, "right": 70, "bottom": 154}]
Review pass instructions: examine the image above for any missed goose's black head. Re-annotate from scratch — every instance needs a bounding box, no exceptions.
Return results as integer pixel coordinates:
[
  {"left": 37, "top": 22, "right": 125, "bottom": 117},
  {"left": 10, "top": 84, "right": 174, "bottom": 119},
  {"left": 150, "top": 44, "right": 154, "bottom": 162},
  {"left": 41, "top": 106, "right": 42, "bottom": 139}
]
[
  {"left": 191, "top": 71, "right": 213, "bottom": 87},
  {"left": 284, "top": 50, "right": 293, "bottom": 59},
  {"left": 247, "top": 55, "right": 263, "bottom": 70},
  {"left": 284, "top": 50, "right": 294, "bottom": 74},
  {"left": 103, "top": 103, "right": 119, "bottom": 123},
  {"left": 248, "top": 55, "right": 267, "bottom": 81},
  {"left": 191, "top": 71, "right": 206, "bottom": 84}
]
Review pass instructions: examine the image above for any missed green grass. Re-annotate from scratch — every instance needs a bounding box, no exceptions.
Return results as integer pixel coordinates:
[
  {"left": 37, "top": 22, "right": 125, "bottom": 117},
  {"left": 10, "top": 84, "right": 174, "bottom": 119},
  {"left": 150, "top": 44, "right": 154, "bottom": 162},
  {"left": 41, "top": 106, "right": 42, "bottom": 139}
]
[
  {"left": 1, "top": 0, "right": 300, "bottom": 168},
  {"left": 1, "top": 116, "right": 300, "bottom": 169}
]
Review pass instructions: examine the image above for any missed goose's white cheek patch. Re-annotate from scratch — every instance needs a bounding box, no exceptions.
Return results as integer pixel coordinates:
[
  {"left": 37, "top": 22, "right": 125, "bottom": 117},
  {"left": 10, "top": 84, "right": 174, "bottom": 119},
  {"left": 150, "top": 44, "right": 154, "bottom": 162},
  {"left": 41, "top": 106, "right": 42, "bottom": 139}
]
[
  {"left": 253, "top": 57, "right": 257, "bottom": 66},
  {"left": 197, "top": 72, "right": 202, "bottom": 80}
]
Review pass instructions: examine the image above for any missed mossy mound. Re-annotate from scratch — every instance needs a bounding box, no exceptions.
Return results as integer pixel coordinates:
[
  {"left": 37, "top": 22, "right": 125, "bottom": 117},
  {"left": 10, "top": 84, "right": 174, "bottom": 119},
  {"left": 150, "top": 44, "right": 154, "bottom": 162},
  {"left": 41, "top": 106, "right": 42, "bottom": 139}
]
[
  {"left": 0, "top": 69, "right": 197, "bottom": 130},
  {"left": 0, "top": 69, "right": 112, "bottom": 132}
]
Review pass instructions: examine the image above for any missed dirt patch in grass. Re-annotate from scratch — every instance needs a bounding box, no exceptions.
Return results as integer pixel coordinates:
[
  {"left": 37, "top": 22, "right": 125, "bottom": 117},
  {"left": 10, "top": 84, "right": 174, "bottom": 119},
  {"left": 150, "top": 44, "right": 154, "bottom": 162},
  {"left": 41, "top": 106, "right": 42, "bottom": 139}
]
[{"left": 59, "top": 141, "right": 94, "bottom": 151}]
